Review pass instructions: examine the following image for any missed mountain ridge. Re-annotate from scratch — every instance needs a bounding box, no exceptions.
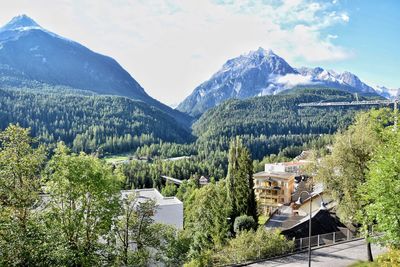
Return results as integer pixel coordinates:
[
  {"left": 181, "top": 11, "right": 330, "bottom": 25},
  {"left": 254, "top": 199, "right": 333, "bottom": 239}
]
[
  {"left": 177, "top": 47, "right": 383, "bottom": 116},
  {"left": 0, "top": 15, "right": 192, "bottom": 127}
]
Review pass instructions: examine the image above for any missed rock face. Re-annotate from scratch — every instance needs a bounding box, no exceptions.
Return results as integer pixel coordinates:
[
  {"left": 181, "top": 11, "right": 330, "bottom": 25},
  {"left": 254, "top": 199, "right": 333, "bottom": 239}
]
[
  {"left": 178, "top": 47, "right": 380, "bottom": 116},
  {"left": 177, "top": 48, "right": 297, "bottom": 116},
  {"left": 0, "top": 15, "right": 191, "bottom": 126}
]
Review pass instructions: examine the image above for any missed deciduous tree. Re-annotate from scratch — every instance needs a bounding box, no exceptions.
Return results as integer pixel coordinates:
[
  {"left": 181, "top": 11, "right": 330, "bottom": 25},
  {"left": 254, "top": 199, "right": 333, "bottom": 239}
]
[
  {"left": 315, "top": 109, "right": 391, "bottom": 261},
  {"left": 0, "top": 125, "right": 46, "bottom": 266},
  {"left": 44, "top": 143, "right": 122, "bottom": 266},
  {"left": 362, "top": 129, "right": 400, "bottom": 248}
]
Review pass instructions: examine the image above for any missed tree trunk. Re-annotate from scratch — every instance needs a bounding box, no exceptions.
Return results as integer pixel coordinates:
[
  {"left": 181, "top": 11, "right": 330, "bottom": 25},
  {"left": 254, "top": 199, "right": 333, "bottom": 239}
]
[
  {"left": 367, "top": 241, "right": 373, "bottom": 262},
  {"left": 366, "top": 225, "right": 373, "bottom": 262}
]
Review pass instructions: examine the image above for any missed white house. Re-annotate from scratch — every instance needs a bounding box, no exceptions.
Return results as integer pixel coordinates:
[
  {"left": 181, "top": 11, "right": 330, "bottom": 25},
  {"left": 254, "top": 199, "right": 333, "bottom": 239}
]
[
  {"left": 264, "top": 160, "right": 310, "bottom": 174},
  {"left": 121, "top": 188, "right": 183, "bottom": 229}
]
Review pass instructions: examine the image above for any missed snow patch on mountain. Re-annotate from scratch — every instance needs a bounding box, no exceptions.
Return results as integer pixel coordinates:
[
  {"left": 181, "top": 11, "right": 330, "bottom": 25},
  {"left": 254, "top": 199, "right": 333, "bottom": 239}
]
[
  {"left": 0, "top": 15, "right": 75, "bottom": 44},
  {"left": 0, "top": 14, "right": 41, "bottom": 32}
]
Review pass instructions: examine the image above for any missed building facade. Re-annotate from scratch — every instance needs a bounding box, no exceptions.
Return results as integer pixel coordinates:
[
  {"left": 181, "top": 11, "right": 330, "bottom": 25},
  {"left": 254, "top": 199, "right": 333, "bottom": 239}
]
[
  {"left": 253, "top": 161, "right": 309, "bottom": 215},
  {"left": 120, "top": 188, "right": 183, "bottom": 229}
]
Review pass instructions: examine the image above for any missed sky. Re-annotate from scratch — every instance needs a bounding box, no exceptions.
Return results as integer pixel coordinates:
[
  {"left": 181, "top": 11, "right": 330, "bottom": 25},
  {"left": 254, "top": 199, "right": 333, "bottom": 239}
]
[{"left": 0, "top": 0, "right": 399, "bottom": 105}]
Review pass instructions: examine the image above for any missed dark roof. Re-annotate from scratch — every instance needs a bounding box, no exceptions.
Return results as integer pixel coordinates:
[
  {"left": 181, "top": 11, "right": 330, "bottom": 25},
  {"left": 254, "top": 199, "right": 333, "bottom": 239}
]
[
  {"left": 266, "top": 213, "right": 307, "bottom": 229},
  {"left": 281, "top": 209, "right": 345, "bottom": 239}
]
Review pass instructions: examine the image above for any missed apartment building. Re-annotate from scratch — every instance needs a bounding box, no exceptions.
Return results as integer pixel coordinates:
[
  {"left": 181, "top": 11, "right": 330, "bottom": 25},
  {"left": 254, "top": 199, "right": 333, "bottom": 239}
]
[{"left": 253, "top": 161, "right": 309, "bottom": 215}]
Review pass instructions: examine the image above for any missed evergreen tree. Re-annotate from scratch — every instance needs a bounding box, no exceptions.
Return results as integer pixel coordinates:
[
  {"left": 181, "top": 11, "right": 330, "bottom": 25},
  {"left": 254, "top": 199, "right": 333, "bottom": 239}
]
[
  {"left": 226, "top": 137, "right": 239, "bottom": 218},
  {"left": 239, "top": 147, "right": 257, "bottom": 220},
  {"left": 226, "top": 137, "right": 257, "bottom": 221}
]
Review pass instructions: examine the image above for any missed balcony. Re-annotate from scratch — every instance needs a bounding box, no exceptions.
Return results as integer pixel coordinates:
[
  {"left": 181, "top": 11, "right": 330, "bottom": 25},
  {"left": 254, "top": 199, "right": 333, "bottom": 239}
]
[
  {"left": 254, "top": 185, "right": 281, "bottom": 190},
  {"left": 258, "top": 193, "right": 280, "bottom": 198}
]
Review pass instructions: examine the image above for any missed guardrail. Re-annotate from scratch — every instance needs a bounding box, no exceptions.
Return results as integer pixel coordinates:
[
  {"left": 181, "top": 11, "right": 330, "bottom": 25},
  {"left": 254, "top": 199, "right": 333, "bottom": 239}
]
[
  {"left": 293, "top": 228, "right": 355, "bottom": 251},
  {"left": 225, "top": 228, "right": 359, "bottom": 267}
]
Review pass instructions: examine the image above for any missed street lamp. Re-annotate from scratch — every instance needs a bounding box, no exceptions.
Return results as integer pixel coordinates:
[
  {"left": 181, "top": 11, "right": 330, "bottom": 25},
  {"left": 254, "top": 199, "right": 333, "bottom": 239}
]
[{"left": 296, "top": 191, "right": 312, "bottom": 267}]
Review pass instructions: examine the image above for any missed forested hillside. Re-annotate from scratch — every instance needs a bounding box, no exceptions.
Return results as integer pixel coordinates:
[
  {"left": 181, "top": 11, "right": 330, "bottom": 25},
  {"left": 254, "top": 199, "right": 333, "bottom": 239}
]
[
  {"left": 0, "top": 15, "right": 192, "bottom": 127},
  {"left": 0, "top": 86, "right": 386, "bottom": 184},
  {"left": 194, "top": 88, "right": 375, "bottom": 138},
  {"left": 191, "top": 88, "right": 386, "bottom": 159},
  {"left": 0, "top": 87, "right": 193, "bottom": 154}
]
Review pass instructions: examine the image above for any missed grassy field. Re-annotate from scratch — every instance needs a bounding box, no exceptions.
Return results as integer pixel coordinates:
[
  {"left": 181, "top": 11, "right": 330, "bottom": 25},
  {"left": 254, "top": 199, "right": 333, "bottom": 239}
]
[{"left": 103, "top": 154, "right": 131, "bottom": 164}]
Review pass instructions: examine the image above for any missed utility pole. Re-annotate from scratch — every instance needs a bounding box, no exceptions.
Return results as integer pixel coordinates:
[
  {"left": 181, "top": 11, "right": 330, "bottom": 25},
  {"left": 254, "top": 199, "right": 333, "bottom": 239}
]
[{"left": 394, "top": 98, "right": 398, "bottom": 132}]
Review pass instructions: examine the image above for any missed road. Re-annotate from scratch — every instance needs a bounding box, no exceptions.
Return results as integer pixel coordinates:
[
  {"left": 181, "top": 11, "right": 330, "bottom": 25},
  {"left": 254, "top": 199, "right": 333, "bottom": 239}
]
[{"left": 248, "top": 239, "right": 386, "bottom": 267}]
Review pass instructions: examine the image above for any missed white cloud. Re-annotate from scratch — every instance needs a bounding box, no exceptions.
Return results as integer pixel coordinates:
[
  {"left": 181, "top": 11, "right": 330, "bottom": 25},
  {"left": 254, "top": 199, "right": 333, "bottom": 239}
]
[
  {"left": 341, "top": 13, "right": 350, "bottom": 22},
  {"left": 0, "top": 0, "right": 352, "bottom": 104},
  {"left": 274, "top": 74, "right": 316, "bottom": 88}
]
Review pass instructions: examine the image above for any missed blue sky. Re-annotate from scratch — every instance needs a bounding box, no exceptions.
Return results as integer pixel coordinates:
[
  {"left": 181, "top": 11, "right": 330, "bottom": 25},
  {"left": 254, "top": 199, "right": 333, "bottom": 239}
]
[
  {"left": 315, "top": 0, "right": 399, "bottom": 89},
  {"left": 0, "top": 0, "right": 399, "bottom": 104}
]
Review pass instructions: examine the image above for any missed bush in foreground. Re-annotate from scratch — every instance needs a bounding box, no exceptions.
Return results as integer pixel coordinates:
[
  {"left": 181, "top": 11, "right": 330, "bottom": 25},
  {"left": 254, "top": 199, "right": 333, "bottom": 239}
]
[{"left": 214, "top": 228, "right": 294, "bottom": 265}]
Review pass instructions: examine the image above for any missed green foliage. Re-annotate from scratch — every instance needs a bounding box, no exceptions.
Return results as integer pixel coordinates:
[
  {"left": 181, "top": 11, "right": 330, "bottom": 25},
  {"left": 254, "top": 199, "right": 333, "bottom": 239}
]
[
  {"left": 184, "top": 181, "right": 231, "bottom": 258},
  {"left": 161, "top": 181, "right": 178, "bottom": 197},
  {"left": 233, "top": 215, "right": 256, "bottom": 233},
  {"left": 135, "top": 142, "right": 197, "bottom": 159},
  {"left": 120, "top": 155, "right": 226, "bottom": 190},
  {"left": 194, "top": 88, "right": 381, "bottom": 160},
  {"left": 214, "top": 228, "right": 294, "bottom": 265},
  {"left": 0, "top": 87, "right": 192, "bottom": 154},
  {"left": 226, "top": 137, "right": 257, "bottom": 220},
  {"left": 258, "top": 215, "right": 268, "bottom": 226},
  {"left": 183, "top": 250, "right": 213, "bottom": 267},
  {"left": 0, "top": 125, "right": 46, "bottom": 208},
  {"left": 4, "top": 97, "right": 394, "bottom": 266},
  {"left": 113, "top": 194, "right": 189, "bottom": 266},
  {"left": 175, "top": 178, "right": 199, "bottom": 202},
  {"left": 44, "top": 143, "right": 122, "bottom": 266},
  {"left": 313, "top": 109, "right": 394, "bottom": 262},
  {"left": 159, "top": 229, "right": 191, "bottom": 267},
  {"left": 376, "top": 249, "right": 400, "bottom": 266},
  {"left": 349, "top": 249, "right": 400, "bottom": 267},
  {"left": 115, "top": 194, "right": 156, "bottom": 266},
  {"left": 362, "top": 128, "right": 400, "bottom": 248},
  {"left": 0, "top": 125, "right": 47, "bottom": 266},
  {"left": 314, "top": 109, "right": 391, "bottom": 224}
]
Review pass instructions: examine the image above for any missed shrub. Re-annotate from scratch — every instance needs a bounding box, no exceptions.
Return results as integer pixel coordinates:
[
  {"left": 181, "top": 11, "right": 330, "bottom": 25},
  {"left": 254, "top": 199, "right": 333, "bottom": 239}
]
[
  {"left": 214, "top": 228, "right": 294, "bottom": 265},
  {"left": 234, "top": 215, "right": 256, "bottom": 233}
]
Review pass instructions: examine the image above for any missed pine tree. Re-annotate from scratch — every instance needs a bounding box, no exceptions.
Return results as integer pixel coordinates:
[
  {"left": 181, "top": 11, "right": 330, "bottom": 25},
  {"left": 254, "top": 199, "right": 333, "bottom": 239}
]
[
  {"left": 226, "top": 137, "right": 239, "bottom": 218},
  {"left": 226, "top": 137, "right": 257, "bottom": 221},
  {"left": 239, "top": 147, "right": 257, "bottom": 220}
]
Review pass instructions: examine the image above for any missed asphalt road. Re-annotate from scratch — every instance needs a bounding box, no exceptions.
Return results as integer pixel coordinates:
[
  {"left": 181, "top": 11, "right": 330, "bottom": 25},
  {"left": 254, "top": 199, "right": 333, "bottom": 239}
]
[{"left": 248, "top": 239, "right": 386, "bottom": 267}]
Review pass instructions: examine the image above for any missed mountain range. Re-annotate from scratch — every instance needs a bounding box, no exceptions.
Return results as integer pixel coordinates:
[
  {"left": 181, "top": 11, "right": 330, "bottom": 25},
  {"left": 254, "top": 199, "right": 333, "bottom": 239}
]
[
  {"left": 177, "top": 47, "right": 396, "bottom": 116},
  {"left": 0, "top": 15, "right": 191, "bottom": 126},
  {"left": 0, "top": 15, "right": 398, "bottom": 126}
]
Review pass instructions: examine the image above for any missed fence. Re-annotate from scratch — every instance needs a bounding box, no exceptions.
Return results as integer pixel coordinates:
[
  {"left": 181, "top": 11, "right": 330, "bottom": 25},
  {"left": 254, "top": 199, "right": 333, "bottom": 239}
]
[
  {"left": 220, "top": 228, "right": 360, "bottom": 266},
  {"left": 293, "top": 227, "right": 356, "bottom": 252}
]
